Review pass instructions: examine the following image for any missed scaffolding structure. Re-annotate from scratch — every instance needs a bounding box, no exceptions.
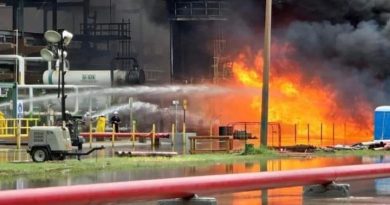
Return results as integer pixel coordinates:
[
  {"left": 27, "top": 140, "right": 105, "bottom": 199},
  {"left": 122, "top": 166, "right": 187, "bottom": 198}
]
[
  {"left": 169, "top": 0, "right": 229, "bottom": 83},
  {"left": 0, "top": 0, "right": 137, "bottom": 71}
]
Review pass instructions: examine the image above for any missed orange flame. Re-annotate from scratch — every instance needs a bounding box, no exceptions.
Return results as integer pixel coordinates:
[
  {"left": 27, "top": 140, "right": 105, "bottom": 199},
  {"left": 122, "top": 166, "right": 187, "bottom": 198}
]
[{"left": 210, "top": 44, "right": 372, "bottom": 145}]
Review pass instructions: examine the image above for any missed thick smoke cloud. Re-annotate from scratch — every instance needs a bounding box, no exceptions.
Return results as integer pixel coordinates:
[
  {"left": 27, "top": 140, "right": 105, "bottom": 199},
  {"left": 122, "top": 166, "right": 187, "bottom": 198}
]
[
  {"left": 142, "top": 0, "right": 169, "bottom": 26},
  {"left": 270, "top": 0, "right": 390, "bottom": 109},
  {"left": 283, "top": 0, "right": 390, "bottom": 24}
]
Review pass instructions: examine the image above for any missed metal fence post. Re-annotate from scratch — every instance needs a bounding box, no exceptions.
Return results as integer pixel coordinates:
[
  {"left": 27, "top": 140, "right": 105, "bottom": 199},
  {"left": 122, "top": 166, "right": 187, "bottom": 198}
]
[
  {"left": 171, "top": 123, "right": 175, "bottom": 146},
  {"left": 320, "top": 123, "right": 323, "bottom": 147},
  {"left": 111, "top": 123, "right": 115, "bottom": 148},
  {"left": 294, "top": 124, "right": 297, "bottom": 145},
  {"left": 332, "top": 123, "right": 335, "bottom": 146},
  {"left": 307, "top": 124, "right": 310, "bottom": 145},
  {"left": 152, "top": 123, "right": 156, "bottom": 151},
  {"left": 132, "top": 120, "right": 136, "bottom": 149}
]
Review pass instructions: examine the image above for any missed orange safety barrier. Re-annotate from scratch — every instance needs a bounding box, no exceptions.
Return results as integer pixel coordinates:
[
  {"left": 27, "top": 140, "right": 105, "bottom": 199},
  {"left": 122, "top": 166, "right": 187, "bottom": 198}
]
[{"left": 79, "top": 132, "right": 170, "bottom": 139}]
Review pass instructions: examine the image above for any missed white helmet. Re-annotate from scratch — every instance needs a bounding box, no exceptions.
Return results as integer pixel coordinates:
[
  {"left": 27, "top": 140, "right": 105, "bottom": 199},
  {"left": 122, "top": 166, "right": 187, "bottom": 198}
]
[{"left": 114, "top": 111, "right": 118, "bottom": 115}]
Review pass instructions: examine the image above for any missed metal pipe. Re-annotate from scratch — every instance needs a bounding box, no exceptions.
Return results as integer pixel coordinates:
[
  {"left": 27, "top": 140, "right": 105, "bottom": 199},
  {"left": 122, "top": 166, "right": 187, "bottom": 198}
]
[
  {"left": 1, "top": 163, "right": 390, "bottom": 205},
  {"left": 0, "top": 55, "right": 25, "bottom": 85},
  {"left": 79, "top": 132, "right": 170, "bottom": 139},
  {"left": 23, "top": 57, "right": 52, "bottom": 72},
  {"left": 28, "top": 87, "right": 33, "bottom": 114},
  {"left": 19, "top": 84, "right": 81, "bottom": 115}
]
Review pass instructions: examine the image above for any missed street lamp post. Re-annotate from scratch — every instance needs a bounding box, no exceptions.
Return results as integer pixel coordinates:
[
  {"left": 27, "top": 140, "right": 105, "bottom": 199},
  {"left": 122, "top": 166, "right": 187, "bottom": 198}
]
[
  {"left": 172, "top": 100, "right": 179, "bottom": 139},
  {"left": 260, "top": 0, "right": 272, "bottom": 147},
  {"left": 60, "top": 35, "right": 66, "bottom": 126}
]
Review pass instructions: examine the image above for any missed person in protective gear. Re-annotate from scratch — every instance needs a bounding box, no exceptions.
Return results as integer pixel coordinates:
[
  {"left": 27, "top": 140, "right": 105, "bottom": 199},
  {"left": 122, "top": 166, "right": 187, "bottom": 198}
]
[
  {"left": 82, "top": 112, "right": 92, "bottom": 132},
  {"left": 110, "top": 111, "right": 121, "bottom": 133},
  {"left": 96, "top": 114, "right": 106, "bottom": 133},
  {"left": 64, "top": 110, "right": 73, "bottom": 122},
  {"left": 0, "top": 111, "right": 5, "bottom": 135}
]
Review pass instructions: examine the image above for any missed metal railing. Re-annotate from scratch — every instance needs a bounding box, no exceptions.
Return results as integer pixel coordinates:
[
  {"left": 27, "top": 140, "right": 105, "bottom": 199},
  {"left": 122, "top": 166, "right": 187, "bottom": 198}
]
[
  {"left": 0, "top": 118, "right": 39, "bottom": 138},
  {"left": 189, "top": 136, "right": 233, "bottom": 154},
  {"left": 228, "top": 122, "right": 371, "bottom": 147},
  {"left": 173, "top": 1, "right": 229, "bottom": 19},
  {"left": 80, "top": 21, "right": 131, "bottom": 39}
]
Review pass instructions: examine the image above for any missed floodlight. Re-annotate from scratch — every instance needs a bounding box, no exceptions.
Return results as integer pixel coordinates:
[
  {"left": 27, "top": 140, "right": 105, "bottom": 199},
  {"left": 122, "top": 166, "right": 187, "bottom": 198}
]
[
  {"left": 44, "top": 30, "right": 61, "bottom": 43},
  {"left": 57, "top": 49, "right": 68, "bottom": 59},
  {"left": 172, "top": 100, "right": 179, "bottom": 105},
  {"left": 40, "top": 48, "right": 55, "bottom": 61},
  {"left": 61, "top": 30, "right": 73, "bottom": 46}
]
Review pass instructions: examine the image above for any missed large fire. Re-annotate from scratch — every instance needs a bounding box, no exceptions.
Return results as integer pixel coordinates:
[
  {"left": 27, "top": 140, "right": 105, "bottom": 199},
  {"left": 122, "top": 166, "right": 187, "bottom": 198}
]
[{"left": 209, "top": 44, "right": 373, "bottom": 146}]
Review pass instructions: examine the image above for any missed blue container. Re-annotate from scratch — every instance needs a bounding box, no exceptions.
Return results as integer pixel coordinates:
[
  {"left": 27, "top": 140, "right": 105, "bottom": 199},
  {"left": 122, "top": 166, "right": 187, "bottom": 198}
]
[{"left": 374, "top": 106, "right": 390, "bottom": 141}]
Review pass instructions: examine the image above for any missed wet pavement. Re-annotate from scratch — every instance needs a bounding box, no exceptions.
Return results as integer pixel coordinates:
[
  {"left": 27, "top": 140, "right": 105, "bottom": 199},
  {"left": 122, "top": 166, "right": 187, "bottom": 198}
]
[{"left": 1, "top": 155, "right": 390, "bottom": 204}]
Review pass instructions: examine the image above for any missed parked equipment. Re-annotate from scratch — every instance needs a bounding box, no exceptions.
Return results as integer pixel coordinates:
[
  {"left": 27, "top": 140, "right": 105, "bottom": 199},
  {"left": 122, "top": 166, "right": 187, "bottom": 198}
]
[{"left": 27, "top": 126, "right": 104, "bottom": 162}]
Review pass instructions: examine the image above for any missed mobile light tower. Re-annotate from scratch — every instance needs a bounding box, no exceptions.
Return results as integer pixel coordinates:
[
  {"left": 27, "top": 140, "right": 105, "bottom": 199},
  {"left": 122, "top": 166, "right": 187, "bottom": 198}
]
[{"left": 40, "top": 30, "right": 73, "bottom": 127}]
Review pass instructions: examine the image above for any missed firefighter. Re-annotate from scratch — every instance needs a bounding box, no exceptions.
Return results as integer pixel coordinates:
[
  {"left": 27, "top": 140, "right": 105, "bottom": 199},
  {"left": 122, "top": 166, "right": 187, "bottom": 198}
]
[
  {"left": 82, "top": 112, "right": 92, "bottom": 132},
  {"left": 0, "top": 111, "right": 5, "bottom": 135},
  {"left": 65, "top": 110, "right": 72, "bottom": 121},
  {"left": 110, "top": 111, "right": 121, "bottom": 133},
  {"left": 96, "top": 114, "right": 106, "bottom": 133}
]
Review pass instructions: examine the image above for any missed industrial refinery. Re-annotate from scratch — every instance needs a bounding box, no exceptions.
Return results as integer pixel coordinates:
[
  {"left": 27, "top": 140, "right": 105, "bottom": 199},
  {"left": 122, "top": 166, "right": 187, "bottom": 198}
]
[{"left": 1, "top": 1, "right": 390, "bottom": 205}]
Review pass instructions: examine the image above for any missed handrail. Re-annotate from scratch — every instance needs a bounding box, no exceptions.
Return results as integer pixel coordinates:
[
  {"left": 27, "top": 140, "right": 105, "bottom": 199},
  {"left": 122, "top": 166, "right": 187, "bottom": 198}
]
[
  {"left": 0, "top": 118, "right": 40, "bottom": 138},
  {"left": 0, "top": 163, "right": 390, "bottom": 205}
]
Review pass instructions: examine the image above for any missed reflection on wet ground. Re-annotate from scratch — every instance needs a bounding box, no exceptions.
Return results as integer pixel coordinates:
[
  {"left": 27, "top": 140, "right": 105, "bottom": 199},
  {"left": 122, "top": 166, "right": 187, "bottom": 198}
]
[
  {"left": 0, "top": 140, "right": 184, "bottom": 163},
  {"left": 1, "top": 154, "right": 390, "bottom": 204}
]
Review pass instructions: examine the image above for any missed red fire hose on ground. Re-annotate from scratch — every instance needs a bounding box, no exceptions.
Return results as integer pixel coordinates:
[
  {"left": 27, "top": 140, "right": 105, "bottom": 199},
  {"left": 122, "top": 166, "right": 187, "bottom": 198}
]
[{"left": 1, "top": 163, "right": 390, "bottom": 205}]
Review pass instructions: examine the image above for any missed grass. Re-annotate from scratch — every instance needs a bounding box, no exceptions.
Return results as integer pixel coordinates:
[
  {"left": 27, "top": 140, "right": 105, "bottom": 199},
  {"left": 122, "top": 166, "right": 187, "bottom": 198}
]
[
  {"left": 314, "top": 149, "right": 390, "bottom": 157},
  {"left": 0, "top": 148, "right": 388, "bottom": 181},
  {"left": 241, "top": 145, "right": 278, "bottom": 155},
  {"left": 0, "top": 152, "right": 278, "bottom": 179}
]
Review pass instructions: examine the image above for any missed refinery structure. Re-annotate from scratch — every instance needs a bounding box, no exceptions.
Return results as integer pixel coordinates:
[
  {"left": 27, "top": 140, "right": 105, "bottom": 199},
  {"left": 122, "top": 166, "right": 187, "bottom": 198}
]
[
  {"left": 0, "top": 0, "right": 236, "bottom": 139},
  {"left": 2, "top": 1, "right": 390, "bottom": 204},
  {"left": 0, "top": 0, "right": 388, "bottom": 148}
]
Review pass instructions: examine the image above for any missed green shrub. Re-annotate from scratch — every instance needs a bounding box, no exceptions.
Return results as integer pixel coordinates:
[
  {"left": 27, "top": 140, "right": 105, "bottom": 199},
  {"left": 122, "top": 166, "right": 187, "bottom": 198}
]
[{"left": 242, "top": 144, "right": 277, "bottom": 155}]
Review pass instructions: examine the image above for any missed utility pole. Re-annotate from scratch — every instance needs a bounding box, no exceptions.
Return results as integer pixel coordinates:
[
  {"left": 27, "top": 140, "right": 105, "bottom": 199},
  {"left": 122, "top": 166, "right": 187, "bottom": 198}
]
[{"left": 260, "top": 0, "right": 272, "bottom": 147}]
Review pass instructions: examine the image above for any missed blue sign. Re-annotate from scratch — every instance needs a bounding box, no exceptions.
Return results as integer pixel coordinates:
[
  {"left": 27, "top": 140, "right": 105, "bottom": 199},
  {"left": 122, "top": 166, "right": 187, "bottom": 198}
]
[{"left": 17, "top": 101, "right": 23, "bottom": 118}]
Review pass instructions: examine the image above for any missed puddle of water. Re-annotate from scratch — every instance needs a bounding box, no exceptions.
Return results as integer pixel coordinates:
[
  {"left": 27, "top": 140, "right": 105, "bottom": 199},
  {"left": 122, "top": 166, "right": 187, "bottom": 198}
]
[
  {"left": 0, "top": 149, "right": 30, "bottom": 162},
  {"left": 1, "top": 155, "right": 390, "bottom": 205}
]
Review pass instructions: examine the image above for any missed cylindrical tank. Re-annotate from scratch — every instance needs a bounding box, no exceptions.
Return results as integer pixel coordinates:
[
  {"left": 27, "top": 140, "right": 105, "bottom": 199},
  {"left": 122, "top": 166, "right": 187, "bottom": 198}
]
[
  {"left": 374, "top": 106, "right": 390, "bottom": 141},
  {"left": 43, "top": 69, "right": 145, "bottom": 86}
]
